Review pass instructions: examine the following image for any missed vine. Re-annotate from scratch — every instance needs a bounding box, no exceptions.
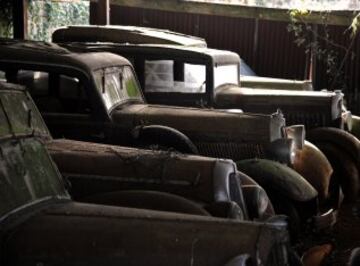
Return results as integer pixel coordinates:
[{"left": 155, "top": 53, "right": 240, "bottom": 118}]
[
  {"left": 287, "top": 8, "right": 360, "bottom": 91},
  {"left": 28, "top": 0, "right": 89, "bottom": 41}
]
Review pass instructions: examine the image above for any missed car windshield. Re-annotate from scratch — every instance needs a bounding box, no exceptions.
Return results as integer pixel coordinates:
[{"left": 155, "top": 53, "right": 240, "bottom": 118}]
[
  {"left": 214, "top": 64, "right": 239, "bottom": 89},
  {"left": 93, "top": 66, "right": 144, "bottom": 112},
  {"left": 0, "top": 138, "right": 69, "bottom": 220},
  {"left": 145, "top": 60, "right": 206, "bottom": 93},
  {"left": 0, "top": 90, "right": 51, "bottom": 137}
]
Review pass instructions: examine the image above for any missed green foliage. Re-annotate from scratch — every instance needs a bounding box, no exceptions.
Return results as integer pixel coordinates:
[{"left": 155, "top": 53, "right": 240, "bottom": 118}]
[
  {"left": 349, "top": 12, "right": 360, "bottom": 37},
  {"left": 0, "top": 0, "right": 13, "bottom": 38},
  {"left": 288, "top": 9, "right": 359, "bottom": 91},
  {"left": 28, "top": 0, "right": 89, "bottom": 41}
]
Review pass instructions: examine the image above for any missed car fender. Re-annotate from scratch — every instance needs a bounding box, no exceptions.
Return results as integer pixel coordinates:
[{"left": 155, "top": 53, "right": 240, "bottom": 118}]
[
  {"left": 307, "top": 127, "right": 360, "bottom": 164},
  {"left": 313, "top": 142, "right": 359, "bottom": 203},
  {"left": 132, "top": 124, "right": 199, "bottom": 154},
  {"left": 292, "top": 141, "right": 333, "bottom": 203},
  {"left": 350, "top": 115, "right": 360, "bottom": 140},
  {"left": 236, "top": 159, "right": 318, "bottom": 202},
  {"left": 79, "top": 190, "right": 211, "bottom": 216}
]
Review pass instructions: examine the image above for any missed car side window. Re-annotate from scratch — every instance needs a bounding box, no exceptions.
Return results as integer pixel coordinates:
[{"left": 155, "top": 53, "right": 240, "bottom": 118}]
[
  {"left": 144, "top": 60, "right": 206, "bottom": 93},
  {"left": 15, "top": 70, "right": 90, "bottom": 114}
]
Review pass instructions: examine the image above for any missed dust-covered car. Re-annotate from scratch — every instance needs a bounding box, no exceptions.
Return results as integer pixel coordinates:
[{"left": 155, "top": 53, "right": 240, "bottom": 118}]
[
  {"left": 58, "top": 41, "right": 358, "bottom": 203},
  {"left": 1, "top": 80, "right": 278, "bottom": 222},
  {"left": 0, "top": 39, "right": 336, "bottom": 232},
  {"left": 51, "top": 25, "right": 312, "bottom": 91},
  {"left": 0, "top": 92, "right": 296, "bottom": 266}
]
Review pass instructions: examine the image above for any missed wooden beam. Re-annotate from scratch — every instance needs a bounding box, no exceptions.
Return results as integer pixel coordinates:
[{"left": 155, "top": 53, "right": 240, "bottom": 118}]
[
  {"left": 13, "top": 0, "right": 28, "bottom": 39},
  {"left": 110, "top": 0, "right": 356, "bottom": 26},
  {"left": 91, "top": 0, "right": 110, "bottom": 25}
]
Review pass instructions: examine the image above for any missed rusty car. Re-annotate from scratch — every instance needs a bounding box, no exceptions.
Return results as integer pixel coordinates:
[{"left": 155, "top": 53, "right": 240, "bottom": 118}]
[
  {"left": 0, "top": 91, "right": 297, "bottom": 265},
  {"left": 57, "top": 41, "right": 359, "bottom": 203},
  {"left": 52, "top": 25, "right": 313, "bottom": 92},
  {"left": 0, "top": 39, "right": 337, "bottom": 233},
  {"left": 1, "top": 80, "right": 278, "bottom": 222}
]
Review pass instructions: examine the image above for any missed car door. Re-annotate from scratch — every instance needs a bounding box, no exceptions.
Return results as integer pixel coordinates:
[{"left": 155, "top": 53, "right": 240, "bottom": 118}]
[{"left": 14, "top": 69, "right": 109, "bottom": 143}]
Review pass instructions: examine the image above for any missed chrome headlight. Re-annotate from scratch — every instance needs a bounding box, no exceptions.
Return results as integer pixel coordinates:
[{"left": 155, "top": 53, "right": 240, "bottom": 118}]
[
  {"left": 266, "top": 139, "right": 297, "bottom": 165},
  {"left": 283, "top": 125, "right": 305, "bottom": 150},
  {"left": 342, "top": 110, "right": 352, "bottom": 131}
]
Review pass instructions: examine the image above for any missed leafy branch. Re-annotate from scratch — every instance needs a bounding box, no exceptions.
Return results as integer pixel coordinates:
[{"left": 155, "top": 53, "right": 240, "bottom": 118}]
[
  {"left": 0, "top": 0, "right": 13, "bottom": 37},
  {"left": 288, "top": 8, "right": 360, "bottom": 91}
]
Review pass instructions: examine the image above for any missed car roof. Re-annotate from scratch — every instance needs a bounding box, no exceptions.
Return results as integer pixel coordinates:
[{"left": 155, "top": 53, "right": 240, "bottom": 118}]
[
  {"left": 62, "top": 42, "right": 240, "bottom": 65},
  {"left": 0, "top": 38, "right": 132, "bottom": 72},
  {"left": 52, "top": 25, "right": 207, "bottom": 47}
]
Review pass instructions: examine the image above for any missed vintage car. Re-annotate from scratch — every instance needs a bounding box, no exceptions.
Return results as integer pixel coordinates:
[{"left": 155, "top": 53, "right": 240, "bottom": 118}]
[
  {"left": 0, "top": 39, "right": 337, "bottom": 232},
  {"left": 1, "top": 80, "right": 278, "bottom": 222},
  {"left": 0, "top": 94, "right": 296, "bottom": 266},
  {"left": 52, "top": 25, "right": 313, "bottom": 91},
  {"left": 58, "top": 41, "right": 359, "bottom": 203}
]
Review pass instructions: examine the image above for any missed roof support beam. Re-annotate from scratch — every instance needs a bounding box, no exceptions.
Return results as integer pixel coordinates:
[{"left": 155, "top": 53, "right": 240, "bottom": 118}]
[
  {"left": 13, "top": 0, "right": 28, "bottom": 39},
  {"left": 110, "top": 0, "right": 355, "bottom": 26},
  {"left": 90, "top": 0, "right": 110, "bottom": 25}
]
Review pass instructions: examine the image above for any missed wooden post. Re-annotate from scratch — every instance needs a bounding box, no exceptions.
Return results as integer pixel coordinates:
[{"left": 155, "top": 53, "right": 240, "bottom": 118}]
[
  {"left": 13, "top": 0, "right": 28, "bottom": 39},
  {"left": 90, "top": 0, "right": 110, "bottom": 25}
]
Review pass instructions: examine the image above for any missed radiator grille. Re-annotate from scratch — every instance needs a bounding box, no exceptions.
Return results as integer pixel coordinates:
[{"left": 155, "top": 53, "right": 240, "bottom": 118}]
[
  {"left": 196, "top": 142, "right": 265, "bottom": 161},
  {"left": 285, "top": 112, "right": 330, "bottom": 129}
]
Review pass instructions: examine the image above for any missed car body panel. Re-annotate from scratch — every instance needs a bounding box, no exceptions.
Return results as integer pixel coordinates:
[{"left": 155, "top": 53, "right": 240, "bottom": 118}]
[
  {"left": 53, "top": 25, "right": 207, "bottom": 47},
  {"left": 3, "top": 202, "right": 290, "bottom": 266}
]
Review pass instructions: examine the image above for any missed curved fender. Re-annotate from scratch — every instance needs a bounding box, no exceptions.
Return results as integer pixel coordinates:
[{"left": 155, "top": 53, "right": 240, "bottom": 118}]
[
  {"left": 292, "top": 141, "right": 333, "bottom": 203},
  {"left": 301, "top": 244, "right": 333, "bottom": 266},
  {"left": 242, "top": 185, "right": 275, "bottom": 220},
  {"left": 132, "top": 125, "right": 199, "bottom": 154},
  {"left": 224, "top": 254, "right": 252, "bottom": 266},
  {"left": 80, "top": 190, "right": 211, "bottom": 216},
  {"left": 350, "top": 115, "right": 360, "bottom": 140},
  {"left": 307, "top": 127, "right": 360, "bottom": 164},
  {"left": 314, "top": 142, "right": 359, "bottom": 203},
  {"left": 236, "top": 159, "right": 318, "bottom": 202}
]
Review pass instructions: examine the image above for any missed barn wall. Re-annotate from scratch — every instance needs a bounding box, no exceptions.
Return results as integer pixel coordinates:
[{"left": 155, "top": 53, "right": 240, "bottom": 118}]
[{"left": 93, "top": 5, "right": 360, "bottom": 113}]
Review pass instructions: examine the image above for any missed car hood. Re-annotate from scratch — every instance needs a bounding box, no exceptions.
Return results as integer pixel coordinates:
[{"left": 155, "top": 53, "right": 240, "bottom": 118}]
[
  {"left": 112, "top": 104, "right": 285, "bottom": 143},
  {"left": 46, "top": 139, "right": 237, "bottom": 204},
  {"left": 3, "top": 201, "right": 289, "bottom": 266},
  {"left": 215, "top": 85, "right": 343, "bottom": 119},
  {"left": 240, "top": 76, "right": 313, "bottom": 90}
]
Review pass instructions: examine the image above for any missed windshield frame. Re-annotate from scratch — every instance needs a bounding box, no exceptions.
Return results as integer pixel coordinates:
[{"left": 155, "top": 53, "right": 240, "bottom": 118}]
[{"left": 92, "top": 64, "right": 145, "bottom": 114}]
